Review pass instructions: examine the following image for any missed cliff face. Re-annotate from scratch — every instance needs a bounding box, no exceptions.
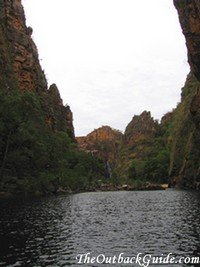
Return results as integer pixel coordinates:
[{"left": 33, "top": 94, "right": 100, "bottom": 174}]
[
  {"left": 77, "top": 113, "right": 170, "bottom": 185},
  {"left": 0, "top": 0, "right": 84, "bottom": 194},
  {"left": 0, "top": 0, "right": 47, "bottom": 92},
  {"left": 48, "top": 84, "right": 74, "bottom": 138},
  {"left": 124, "top": 111, "right": 159, "bottom": 147},
  {"left": 0, "top": 0, "right": 74, "bottom": 137},
  {"left": 174, "top": 0, "right": 200, "bottom": 80},
  {"left": 1, "top": 0, "right": 200, "bottom": 192},
  {"left": 170, "top": 1, "right": 200, "bottom": 189},
  {"left": 169, "top": 74, "right": 200, "bottom": 189},
  {"left": 76, "top": 126, "right": 123, "bottom": 165},
  {"left": 115, "top": 111, "right": 169, "bottom": 184}
]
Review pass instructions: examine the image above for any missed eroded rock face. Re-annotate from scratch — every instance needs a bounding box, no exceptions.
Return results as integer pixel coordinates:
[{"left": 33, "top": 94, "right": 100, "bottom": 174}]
[
  {"left": 0, "top": 0, "right": 47, "bottom": 92},
  {"left": 0, "top": 0, "right": 74, "bottom": 138},
  {"left": 171, "top": 1, "right": 200, "bottom": 189},
  {"left": 114, "top": 111, "right": 170, "bottom": 183},
  {"left": 76, "top": 126, "right": 123, "bottom": 164},
  {"left": 124, "top": 111, "right": 159, "bottom": 147},
  {"left": 174, "top": 0, "right": 200, "bottom": 81},
  {"left": 168, "top": 74, "right": 200, "bottom": 189},
  {"left": 48, "top": 84, "right": 74, "bottom": 137}
]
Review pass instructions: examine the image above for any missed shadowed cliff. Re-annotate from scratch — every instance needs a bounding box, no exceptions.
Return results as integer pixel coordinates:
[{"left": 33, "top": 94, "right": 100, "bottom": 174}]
[
  {"left": 0, "top": 0, "right": 106, "bottom": 195},
  {"left": 169, "top": 1, "right": 200, "bottom": 189},
  {"left": 0, "top": 0, "right": 74, "bottom": 137},
  {"left": 1, "top": 0, "right": 200, "bottom": 194},
  {"left": 77, "top": 113, "right": 170, "bottom": 187}
]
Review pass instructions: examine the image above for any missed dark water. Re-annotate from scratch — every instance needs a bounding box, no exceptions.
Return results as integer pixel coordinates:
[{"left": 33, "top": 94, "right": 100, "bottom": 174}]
[{"left": 0, "top": 189, "right": 199, "bottom": 267}]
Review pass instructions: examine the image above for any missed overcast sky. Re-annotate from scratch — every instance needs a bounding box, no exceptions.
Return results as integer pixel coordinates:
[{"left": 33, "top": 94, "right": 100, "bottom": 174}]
[{"left": 22, "top": 0, "right": 189, "bottom": 136}]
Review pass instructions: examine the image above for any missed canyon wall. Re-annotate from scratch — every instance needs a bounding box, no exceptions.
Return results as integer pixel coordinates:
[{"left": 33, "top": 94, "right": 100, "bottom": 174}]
[
  {"left": 76, "top": 126, "right": 123, "bottom": 166},
  {"left": 169, "top": 1, "right": 200, "bottom": 189},
  {"left": 0, "top": 0, "right": 74, "bottom": 137},
  {"left": 77, "top": 113, "right": 169, "bottom": 185},
  {"left": 1, "top": 0, "right": 200, "bottom": 192},
  {"left": 0, "top": 0, "right": 84, "bottom": 194}
]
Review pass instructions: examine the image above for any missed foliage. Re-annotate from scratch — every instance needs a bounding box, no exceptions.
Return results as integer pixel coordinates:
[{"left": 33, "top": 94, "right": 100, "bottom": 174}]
[
  {"left": 168, "top": 74, "right": 199, "bottom": 177},
  {"left": 117, "top": 127, "right": 170, "bottom": 185},
  {"left": 0, "top": 89, "right": 105, "bottom": 194}
]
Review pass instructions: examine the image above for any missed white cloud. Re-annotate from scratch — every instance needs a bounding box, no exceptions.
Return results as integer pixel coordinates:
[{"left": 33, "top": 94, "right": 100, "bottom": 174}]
[{"left": 22, "top": 0, "right": 189, "bottom": 136}]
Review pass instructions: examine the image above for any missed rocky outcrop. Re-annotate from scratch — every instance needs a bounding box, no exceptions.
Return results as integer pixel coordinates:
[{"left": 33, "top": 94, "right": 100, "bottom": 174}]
[
  {"left": 77, "top": 113, "right": 170, "bottom": 185},
  {"left": 174, "top": 0, "right": 200, "bottom": 80},
  {"left": 0, "top": 0, "right": 74, "bottom": 138},
  {"left": 115, "top": 111, "right": 169, "bottom": 184},
  {"left": 169, "top": 73, "right": 200, "bottom": 189},
  {"left": 0, "top": 0, "right": 47, "bottom": 92},
  {"left": 76, "top": 126, "right": 123, "bottom": 165},
  {"left": 48, "top": 84, "right": 74, "bottom": 138},
  {"left": 124, "top": 111, "right": 159, "bottom": 147},
  {"left": 170, "top": 1, "right": 200, "bottom": 189}
]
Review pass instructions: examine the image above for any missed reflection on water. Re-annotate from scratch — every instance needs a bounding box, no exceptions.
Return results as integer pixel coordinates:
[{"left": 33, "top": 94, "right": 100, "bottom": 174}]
[{"left": 0, "top": 189, "right": 199, "bottom": 266}]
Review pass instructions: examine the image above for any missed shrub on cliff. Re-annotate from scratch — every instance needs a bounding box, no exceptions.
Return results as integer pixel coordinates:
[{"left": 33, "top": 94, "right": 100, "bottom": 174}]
[{"left": 0, "top": 89, "right": 105, "bottom": 194}]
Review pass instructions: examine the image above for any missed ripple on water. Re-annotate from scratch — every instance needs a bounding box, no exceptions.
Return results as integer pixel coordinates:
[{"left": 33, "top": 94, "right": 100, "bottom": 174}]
[{"left": 0, "top": 189, "right": 199, "bottom": 266}]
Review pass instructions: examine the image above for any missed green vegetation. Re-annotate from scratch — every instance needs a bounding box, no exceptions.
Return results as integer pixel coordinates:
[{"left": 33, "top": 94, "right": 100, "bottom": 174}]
[
  {"left": 112, "top": 74, "right": 200, "bottom": 189},
  {"left": 116, "top": 73, "right": 199, "bottom": 189},
  {"left": 125, "top": 137, "right": 170, "bottom": 185},
  {"left": 0, "top": 89, "right": 106, "bottom": 195},
  {"left": 1, "top": 73, "right": 199, "bottom": 194},
  {"left": 113, "top": 112, "right": 171, "bottom": 186},
  {"left": 168, "top": 73, "right": 200, "bottom": 187}
]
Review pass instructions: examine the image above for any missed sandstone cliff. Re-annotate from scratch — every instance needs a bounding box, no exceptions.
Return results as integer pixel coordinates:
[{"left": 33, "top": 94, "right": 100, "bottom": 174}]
[
  {"left": 76, "top": 126, "right": 123, "bottom": 166},
  {"left": 124, "top": 111, "right": 159, "bottom": 147},
  {"left": 174, "top": 0, "right": 200, "bottom": 80},
  {"left": 115, "top": 111, "right": 169, "bottom": 184},
  {"left": 0, "top": 0, "right": 92, "bottom": 195},
  {"left": 168, "top": 73, "right": 200, "bottom": 189},
  {"left": 170, "top": 1, "right": 200, "bottom": 189},
  {"left": 77, "top": 112, "right": 170, "bottom": 185},
  {"left": 1, "top": 0, "right": 200, "bottom": 193},
  {"left": 0, "top": 0, "right": 74, "bottom": 137}
]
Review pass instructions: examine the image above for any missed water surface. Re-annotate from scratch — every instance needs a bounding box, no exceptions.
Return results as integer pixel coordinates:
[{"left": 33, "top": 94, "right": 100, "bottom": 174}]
[{"left": 0, "top": 189, "right": 199, "bottom": 266}]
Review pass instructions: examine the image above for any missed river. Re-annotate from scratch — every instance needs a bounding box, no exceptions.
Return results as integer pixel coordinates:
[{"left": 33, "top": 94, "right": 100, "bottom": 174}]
[{"left": 0, "top": 189, "right": 199, "bottom": 266}]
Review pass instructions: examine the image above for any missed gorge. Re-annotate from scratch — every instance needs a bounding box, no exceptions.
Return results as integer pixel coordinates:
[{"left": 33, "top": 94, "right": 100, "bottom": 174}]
[
  {"left": 0, "top": 1, "right": 200, "bottom": 266},
  {"left": 76, "top": 0, "right": 200, "bottom": 190},
  {"left": 0, "top": 0, "right": 200, "bottom": 194}
]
